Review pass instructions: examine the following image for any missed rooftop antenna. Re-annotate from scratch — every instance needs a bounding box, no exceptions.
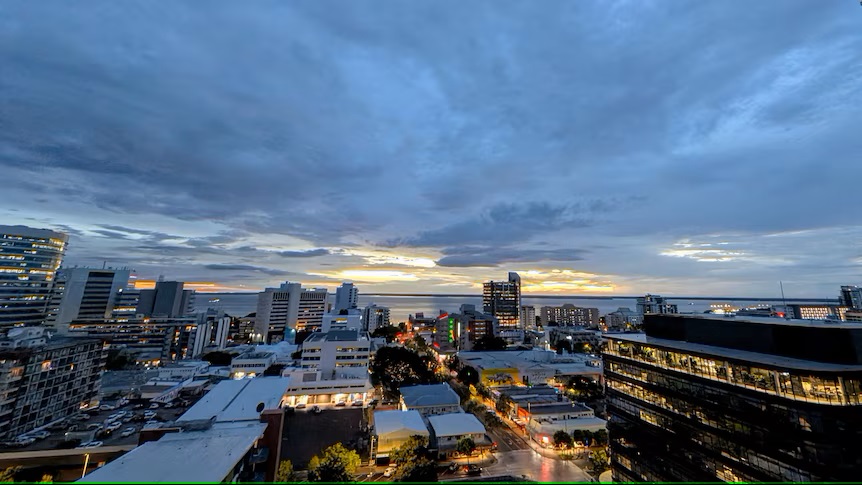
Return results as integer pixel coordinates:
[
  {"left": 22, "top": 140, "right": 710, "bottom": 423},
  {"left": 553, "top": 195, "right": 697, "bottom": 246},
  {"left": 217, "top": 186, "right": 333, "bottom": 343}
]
[{"left": 780, "top": 281, "right": 790, "bottom": 319}]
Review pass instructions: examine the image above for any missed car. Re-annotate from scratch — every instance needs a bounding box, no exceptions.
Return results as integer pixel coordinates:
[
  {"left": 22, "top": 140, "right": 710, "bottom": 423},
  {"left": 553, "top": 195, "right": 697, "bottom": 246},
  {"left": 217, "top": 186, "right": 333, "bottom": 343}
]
[
  {"left": 335, "top": 401, "right": 346, "bottom": 407},
  {"left": 78, "top": 414, "right": 91, "bottom": 421},
  {"left": 164, "top": 402, "right": 175, "bottom": 409},
  {"left": 311, "top": 405, "right": 322, "bottom": 414},
  {"left": 466, "top": 465, "right": 482, "bottom": 476},
  {"left": 383, "top": 467, "right": 394, "bottom": 478},
  {"left": 132, "top": 404, "right": 144, "bottom": 410},
  {"left": 120, "top": 427, "right": 136, "bottom": 438},
  {"left": 149, "top": 403, "right": 160, "bottom": 409},
  {"left": 11, "top": 437, "right": 36, "bottom": 446},
  {"left": 144, "top": 420, "right": 159, "bottom": 427},
  {"left": 27, "top": 430, "right": 50, "bottom": 440},
  {"left": 351, "top": 400, "right": 363, "bottom": 407},
  {"left": 106, "top": 422, "right": 122, "bottom": 432},
  {"left": 143, "top": 411, "right": 157, "bottom": 419},
  {"left": 122, "top": 415, "right": 133, "bottom": 423},
  {"left": 77, "top": 441, "right": 103, "bottom": 449},
  {"left": 66, "top": 425, "right": 79, "bottom": 432},
  {"left": 86, "top": 423, "right": 102, "bottom": 431},
  {"left": 295, "top": 403, "right": 306, "bottom": 409},
  {"left": 99, "top": 404, "right": 116, "bottom": 411},
  {"left": 108, "top": 413, "right": 123, "bottom": 421},
  {"left": 119, "top": 398, "right": 129, "bottom": 406},
  {"left": 448, "top": 463, "right": 459, "bottom": 472}
]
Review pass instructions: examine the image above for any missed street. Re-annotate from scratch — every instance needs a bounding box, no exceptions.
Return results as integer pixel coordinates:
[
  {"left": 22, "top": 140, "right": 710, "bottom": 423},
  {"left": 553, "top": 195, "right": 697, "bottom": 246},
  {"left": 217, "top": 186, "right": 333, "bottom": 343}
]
[
  {"left": 485, "top": 450, "right": 593, "bottom": 483},
  {"left": 486, "top": 424, "right": 529, "bottom": 452}
]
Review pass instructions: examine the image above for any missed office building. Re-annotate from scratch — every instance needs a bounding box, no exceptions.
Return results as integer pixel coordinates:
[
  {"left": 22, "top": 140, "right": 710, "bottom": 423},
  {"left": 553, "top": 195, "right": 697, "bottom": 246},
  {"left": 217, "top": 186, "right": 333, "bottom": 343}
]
[
  {"left": 321, "top": 308, "right": 363, "bottom": 332},
  {"left": 483, "top": 272, "right": 522, "bottom": 342},
  {"left": 839, "top": 285, "right": 862, "bottom": 309},
  {"left": 636, "top": 294, "right": 678, "bottom": 315},
  {"left": 845, "top": 310, "right": 862, "bottom": 322},
  {"left": 362, "top": 303, "right": 390, "bottom": 333},
  {"left": 47, "top": 267, "right": 132, "bottom": 333},
  {"left": 334, "top": 282, "right": 358, "bottom": 312},
  {"left": 255, "top": 282, "right": 301, "bottom": 344},
  {"left": 787, "top": 304, "right": 848, "bottom": 321},
  {"left": 69, "top": 316, "right": 199, "bottom": 364},
  {"left": 540, "top": 304, "right": 600, "bottom": 327},
  {"left": 297, "top": 287, "right": 327, "bottom": 332},
  {"left": 434, "top": 304, "right": 498, "bottom": 352},
  {"left": 190, "top": 309, "right": 230, "bottom": 358},
  {"left": 136, "top": 281, "right": 194, "bottom": 318},
  {"left": 548, "top": 327, "right": 602, "bottom": 350},
  {"left": 520, "top": 305, "right": 537, "bottom": 330},
  {"left": 606, "top": 307, "right": 642, "bottom": 331},
  {"left": 0, "top": 225, "right": 68, "bottom": 329},
  {"left": 604, "top": 313, "right": 862, "bottom": 482},
  {"left": 230, "top": 351, "right": 276, "bottom": 379},
  {"left": 0, "top": 327, "right": 104, "bottom": 439}
]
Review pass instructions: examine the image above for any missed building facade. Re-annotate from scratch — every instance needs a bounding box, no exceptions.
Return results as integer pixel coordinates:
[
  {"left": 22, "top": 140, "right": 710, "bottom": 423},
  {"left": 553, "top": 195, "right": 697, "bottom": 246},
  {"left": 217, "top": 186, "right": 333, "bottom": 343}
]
[
  {"left": 297, "top": 288, "right": 328, "bottom": 332},
  {"left": 838, "top": 285, "right": 862, "bottom": 309},
  {"left": 540, "top": 304, "right": 600, "bottom": 327},
  {"left": 0, "top": 327, "right": 104, "bottom": 439},
  {"left": 362, "top": 303, "right": 390, "bottom": 334},
  {"left": 255, "top": 282, "right": 301, "bottom": 344},
  {"left": 136, "top": 281, "right": 194, "bottom": 318},
  {"left": 334, "top": 282, "right": 358, "bottom": 312},
  {"left": 68, "top": 316, "right": 199, "bottom": 364},
  {"left": 483, "top": 272, "right": 522, "bottom": 342},
  {"left": 190, "top": 309, "right": 230, "bottom": 357},
  {"left": 520, "top": 305, "right": 536, "bottom": 331},
  {"left": 606, "top": 307, "right": 642, "bottom": 331},
  {"left": 636, "top": 294, "right": 678, "bottom": 315},
  {"left": 0, "top": 225, "right": 68, "bottom": 329},
  {"left": 604, "top": 313, "right": 862, "bottom": 482},
  {"left": 47, "top": 267, "right": 132, "bottom": 332},
  {"left": 434, "top": 305, "right": 498, "bottom": 352}
]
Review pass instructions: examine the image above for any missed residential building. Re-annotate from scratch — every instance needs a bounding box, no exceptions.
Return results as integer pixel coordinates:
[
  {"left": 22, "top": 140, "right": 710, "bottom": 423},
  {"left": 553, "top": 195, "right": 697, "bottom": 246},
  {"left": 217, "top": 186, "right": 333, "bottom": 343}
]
[
  {"left": 399, "top": 383, "right": 461, "bottom": 416},
  {"left": 604, "top": 313, "right": 862, "bottom": 482},
  {"left": 321, "top": 308, "right": 363, "bottom": 333},
  {"left": 136, "top": 281, "right": 194, "bottom": 318},
  {"left": 299, "top": 329, "right": 370, "bottom": 379},
  {"left": 427, "top": 413, "right": 491, "bottom": 458},
  {"left": 540, "top": 304, "right": 600, "bottom": 327},
  {"left": 0, "top": 225, "right": 68, "bottom": 329},
  {"left": 520, "top": 305, "right": 536, "bottom": 330},
  {"left": 787, "top": 304, "right": 848, "bottom": 321},
  {"left": 111, "top": 288, "right": 141, "bottom": 319},
  {"left": 190, "top": 309, "right": 230, "bottom": 357},
  {"left": 483, "top": 272, "right": 522, "bottom": 342},
  {"left": 372, "top": 410, "right": 429, "bottom": 463},
  {"left": 605, "top": 307, "right": 642, "bottom": 331},
  {"left": 297, "top": 287, "right": 328, "bottom": 332},
  {"left": 334, "top": 282, "right": 358, "bottom": 312},
  {"left": 839, "top": 285, "right": 862, "bottom": 309},
  {"left": 845, "top": 310, "right": 862, "bottom": 322},
  {"left": 548, "top": 327, "right": 602, "bottom": 351},
  {"left": 522, "top": 402, "right": 607, "bottom": 444},
  {"left": 409, "top": 312, "right": 439, "bottom": 343},
  {"left": 636, "top": 294, "right": 678, "bottom": 315},
  {"left": 255, "top": 282, "right": 301, "bottom": 344},
  {"left": 230, "top": 352, "right": 276, "bottom": 379},
  {"left": 82, "top": 377, "right": 289, "bottom": 482},
  {"left": 434, "top": 305, "right": 498, "bottom": 352},
  {"left": 363, "top": 303, "right": 390, "bottom": 333},
  {"left": 0, "top": 326, "right": 104, "bottom": 439},
  {"left": 47, "top": 267, "right": 132, "bottom": 333},
  {"left": 68, "top": 316, "right": 199, "bottom": 364}
]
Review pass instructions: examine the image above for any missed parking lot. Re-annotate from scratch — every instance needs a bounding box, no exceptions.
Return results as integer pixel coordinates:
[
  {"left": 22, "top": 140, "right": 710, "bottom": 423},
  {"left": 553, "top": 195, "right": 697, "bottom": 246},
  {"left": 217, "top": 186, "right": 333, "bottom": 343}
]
[
  {"left": 1, "top": 397, "right": 200, "bottom": 453},
  {"left": 281, "top": 405, "right": 367, "bottom": 469}
]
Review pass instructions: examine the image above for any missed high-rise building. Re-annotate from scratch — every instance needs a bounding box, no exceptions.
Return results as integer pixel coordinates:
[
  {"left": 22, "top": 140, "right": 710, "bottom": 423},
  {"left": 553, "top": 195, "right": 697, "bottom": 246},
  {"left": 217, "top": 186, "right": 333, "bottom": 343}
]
[
  {"left": 46, "top": 267, "right": 132, "bottom": 333},
  {"left": 362, "top": 303, "right": 390, "bottom": 333},
  {"left": 483, "top": 272, "right": 521, "bottom": 342},
  {"left": 136, "top": 281, "right": 194, "bottom": 318},
  {"left": 334, "top": 282, "right": 358, "bottom": 312},
  {"left": 540, "top": 304, "right": 600, "bottom": 327},
  {"left": 0, "top": 326, "right": 104, "bottom": 439},
  {"left": 0, "top": 225, "right": 68, "bottom": 329},
  {"left": 255, "top": 282, "right": 301, "bottom": 344},
  {"left": 520, "top": 305, "right": 536, "bottom": 330},
  {"left": 839, "top": 285, "right": 862, "bottom": 310},
  {"left": 69, "top": 315, "right": 199, "bottom": 364},
  {"left": 190, "top": 309, "right": 230, "bottom": 357},
  {"left": 636, "top": 294, "right": 678, "bottom": 315},
  {"left": 604, "top": 313, "right": 862, "bottom": 482},
  {"left": 297, "top": 287, "right": 328, "bottom": 332}
]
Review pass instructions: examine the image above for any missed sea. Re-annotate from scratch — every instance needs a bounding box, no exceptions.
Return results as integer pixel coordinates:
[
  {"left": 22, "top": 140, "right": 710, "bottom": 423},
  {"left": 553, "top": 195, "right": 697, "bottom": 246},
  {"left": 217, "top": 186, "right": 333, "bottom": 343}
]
[{"left": 194, "top": 293, "right": 836, "bottom": 323}]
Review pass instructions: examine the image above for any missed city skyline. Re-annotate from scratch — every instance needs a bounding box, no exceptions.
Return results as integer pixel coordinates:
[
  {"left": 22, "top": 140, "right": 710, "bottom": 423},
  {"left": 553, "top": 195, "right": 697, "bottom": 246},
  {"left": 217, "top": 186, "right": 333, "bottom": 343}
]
[{"left": 3, "top": 1, "right": 861, "bottom": 297}]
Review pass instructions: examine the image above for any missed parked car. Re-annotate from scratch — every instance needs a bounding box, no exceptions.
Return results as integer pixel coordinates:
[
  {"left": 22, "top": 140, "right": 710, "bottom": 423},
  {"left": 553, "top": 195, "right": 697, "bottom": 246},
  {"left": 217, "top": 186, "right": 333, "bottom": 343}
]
[
  {"left": 144, "top": 420, "right": 159, "bottom": 427},
  {"left": 383, "top": 467, "right": 395, "bottom": 478},
  {"left": 13, "top": 437, "right": 36, "bottom": 446},
  {"left": 120, "top": 427, "right": 136, "bottom": 438},
  {"left": 86, "top": 423, "right": 102, "bottom": 431},
  {"left": 26, "top": 430, "right": 50, "bottom": 440},
  {"left": 132, "top": 404, "right": 144, "bottom": 410},
  {"left": 335, "top": 401, "right": 346, "bottom": 407},
  {"left": 164, "top": 402, "right": 175, "bottom": 409},
  {"left": 106, "top": 422, "right": 122, "bottom": 433},
  {"left": 295, "top": 403, "right": 306, "bottom": 409},
  {"left": 143, "top": 411, "right": 157, "bottom": 419},
  {"left": 99, "top": 404, "right": 116, "bottom": 411},
  {"left": 466, "top": 465, "right": 482, "bottom": 476},
  {"left": 351, "top": 400, "right": 363, "bottom": 407},
  {"left": 77, "top": 441, "right": 103, "bottom": 449},
  {"left": 149, "top": 403, "right": 159, "bottom": 409}
]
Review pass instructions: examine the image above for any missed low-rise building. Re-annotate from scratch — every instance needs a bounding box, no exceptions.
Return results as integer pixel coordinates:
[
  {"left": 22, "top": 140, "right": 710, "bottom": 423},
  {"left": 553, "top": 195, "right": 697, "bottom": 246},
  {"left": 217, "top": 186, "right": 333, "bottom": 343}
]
[
  {"left": 605, "top": 307, "right": 641, "bottom": 331},
  {"left": 540, "top": 304, "right": 599, "bottom": 327},
  {"left": 399, "top": 383, "right": 462, "bottom": 416},
  {"left": 460, "top": 349, "right": 603, "bottom": 387},
  {"left": 321, "top": 309, "right": 363, "bottom": 333},
  {"left": 230, "top": 352, "right": 276, "bottom": 379},
  {"left": 372, "top": 410, "right": 429, "bottom": 462},
  {"left": 522, "top": 403, "right": 607, "bottom": 444},
  {"left": 427, "top": 413, "right": 491, "bottom": 458},
  {"left": 548, "top": 327, "right": 602, "bottom": 351},
  {"left": 156, "top": 361, "right": 210, "bottom": 380},
  {"left": 300, "top": 329, "right": 370, "bottom": 379}
]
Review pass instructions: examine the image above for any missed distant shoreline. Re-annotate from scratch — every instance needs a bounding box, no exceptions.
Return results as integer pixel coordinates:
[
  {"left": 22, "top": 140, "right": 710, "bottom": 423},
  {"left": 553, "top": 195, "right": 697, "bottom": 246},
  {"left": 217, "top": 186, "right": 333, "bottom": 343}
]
[{"left": 198, "top": 292, "right": 836, "bottom": 302}]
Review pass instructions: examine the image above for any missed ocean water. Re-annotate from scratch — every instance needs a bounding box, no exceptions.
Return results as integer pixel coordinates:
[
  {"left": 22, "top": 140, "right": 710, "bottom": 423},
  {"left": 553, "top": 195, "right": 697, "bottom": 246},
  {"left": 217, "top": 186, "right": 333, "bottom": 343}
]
[{"left": 193, "top": 293, "right": 833, "bottom": 323}]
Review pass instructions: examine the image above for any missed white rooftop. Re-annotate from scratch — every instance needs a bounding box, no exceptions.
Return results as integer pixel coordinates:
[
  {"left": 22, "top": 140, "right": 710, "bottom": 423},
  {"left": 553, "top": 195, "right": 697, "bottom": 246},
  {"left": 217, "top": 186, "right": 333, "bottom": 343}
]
[
  {"left": 373, "top": 410, "right": 429, "bottom": 436},
  {"left": 428, "top": 413, "right": 486, "bottom": 437},
  {"left": 78, "top": 421, "right": 267, "bottom": 483},
  {"left": 178, "top": 377, "right": 289, "bottom": 423}
]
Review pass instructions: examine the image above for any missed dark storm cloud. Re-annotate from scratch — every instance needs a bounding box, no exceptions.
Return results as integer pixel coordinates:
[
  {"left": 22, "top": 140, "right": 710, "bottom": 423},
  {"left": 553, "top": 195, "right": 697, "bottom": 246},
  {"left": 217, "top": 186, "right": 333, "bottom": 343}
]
[
  {"left": 1, "top": 1, "right": 860, "bottom": 293},
  {"left": 436, "top": 247, "right": 587, "bottom": 268},
  {"left": 277, "top": 249, "right": 330, "bottom": 258}
]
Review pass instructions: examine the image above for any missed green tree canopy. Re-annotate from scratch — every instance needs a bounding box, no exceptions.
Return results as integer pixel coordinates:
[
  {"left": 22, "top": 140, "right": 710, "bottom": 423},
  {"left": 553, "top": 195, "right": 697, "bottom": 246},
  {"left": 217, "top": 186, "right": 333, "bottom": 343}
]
[
  {"left": 369, "top": 346, "right": 436, "bottom": 398},
  {"left": 495, "top": 396, "right": 512, "bottom": 415},
  {"left": 593, "top": 428, "right": 609, "bottom": 446},
  {"left": 456, "top": 436, "right": 476, "bottom": 456},
  {"left": 472, "top": 335, "right": 507, "bottom": 351},
  {"left": 553, "top": 430, "right": 574, "bottom": 448},
  {"left": 371, "top": 325, "right": 401, "bottom": 343},
  {"left": 276, "top": 460, "right": 296, "bottom": 482},
  {"left": 590, "top": 449, "right": 610, "bottom": 473},
  {"left": 396, "top": 458, "right": 437, "bottom": 482},
  {"left": 307, "top": 443, "right": 360, "bottom": 482},
  {"left": 457, "top": 366, "right": 480, "bottom": 386},
  {"left": 390, "top": 435, "right": 430, "bottom": 465}
]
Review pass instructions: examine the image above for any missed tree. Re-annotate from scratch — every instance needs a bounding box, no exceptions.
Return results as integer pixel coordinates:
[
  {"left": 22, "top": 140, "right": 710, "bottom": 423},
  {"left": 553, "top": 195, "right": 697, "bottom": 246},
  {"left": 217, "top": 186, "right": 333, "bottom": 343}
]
[
  {"left": 307, "top": 443, "right": 360, "bottom": 482},
  {"left": 0, "top": 467, "right": 20, "bottom": 483},
  {"left": 590, "top": 449, "right": 610, "bottom": 473},
  {"left": 555, "top": 339, "right": 573, "bottom": 355},
  {"left": 456, "top": 437, "right": 476, "bottom": 464},
  {"left": 571, "top": 429, "right": 588, "bottom": 445},
  {"left": 202, "top": 351, "right": 233, "bottom": 366},
  {"left": 483, "top": 410, "right": 504, "bottom": 429},
  {"left": 472, "top": 335, "right": 507, "bottom": 351},
  {"left": 553, "top": 430, "right": 574, "bottom": 449},
  {"left": 593, "top": 429, "right": 609, "bottom": 447},
  {"left": 457, "top": 366, "right": 480, "bottom": 386},
  {"left": 390, "top": 435, "right": 430, "bottom": 465},
  {"left": 396, "top": 458, "right": 437, "bottom": 482},
  {"left": 276, "top": 460, "right": 296, "bottom": 482},
  {"left": 369, "top": 346, "right": 436, "bottom": 398},
  {"left": 475, "top": 383, "right": 492, "bottom": 400},
  {"left": 371, "top": 325, "right": 400, "bottom": 343},
  {"left": 496, "top": 396, "right": 512, "bottom": 416}
]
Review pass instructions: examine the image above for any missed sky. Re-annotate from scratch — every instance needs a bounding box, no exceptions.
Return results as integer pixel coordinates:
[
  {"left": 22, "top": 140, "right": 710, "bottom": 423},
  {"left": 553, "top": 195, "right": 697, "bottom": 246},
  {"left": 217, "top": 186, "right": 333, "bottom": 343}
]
[{"left": 2, "top": 1, "right": 861, "bottom": 297}]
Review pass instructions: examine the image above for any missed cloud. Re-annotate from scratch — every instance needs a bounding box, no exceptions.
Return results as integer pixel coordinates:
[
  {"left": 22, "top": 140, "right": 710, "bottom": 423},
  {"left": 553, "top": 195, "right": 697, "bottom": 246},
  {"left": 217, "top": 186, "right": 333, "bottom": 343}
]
[
  {"left": 203, "top": 263, "right": 293, "bottom": 276},
  {"left": 436, "top": 247, "right": 587, "bottom": 267},
  {"left": 277, "top": 248, "right": 330, "bottom": 258}
]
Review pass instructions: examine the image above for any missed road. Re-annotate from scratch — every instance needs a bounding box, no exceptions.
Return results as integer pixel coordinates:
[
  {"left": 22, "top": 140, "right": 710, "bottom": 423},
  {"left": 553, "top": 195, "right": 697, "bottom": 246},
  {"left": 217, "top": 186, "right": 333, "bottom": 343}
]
[
  {"left": 484, "top": 450, "right": 593, "bottom": 483},
  {"left": 486, "top": 424, "right": 529, "bottom": 452}
]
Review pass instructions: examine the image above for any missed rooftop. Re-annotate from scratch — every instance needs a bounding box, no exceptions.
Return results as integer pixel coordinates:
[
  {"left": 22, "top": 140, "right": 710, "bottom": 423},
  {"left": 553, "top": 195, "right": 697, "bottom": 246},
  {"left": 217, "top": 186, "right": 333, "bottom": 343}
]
[
  {"left": 608, "top": 333, "right": 862, "bottom": 372},
  {"left": 234, "top": 352, "right": 275, "bottom": 360},
  {"left": 400, "top": 383, "right": 460, "bottom": 407},
  {"left": 657, "top": 312, "right": 862, "bottom": 329},
  {"left": 428, "top": 413, "right": 486, "bottom": 437},
  {"left": 178, "top": 377, "right": 289, "bottom": 423},
  {"left": 373, "top": 410, "right": 429, "bottom": 436},
  {"left": 304, "top": 329, "right": 364, "bottom": 343},
  {"left": 524, "top": 403, "right": 592, "bottom": 415},
  {"left": 78, "top": 421, "right": 267, "bottom": 483}
]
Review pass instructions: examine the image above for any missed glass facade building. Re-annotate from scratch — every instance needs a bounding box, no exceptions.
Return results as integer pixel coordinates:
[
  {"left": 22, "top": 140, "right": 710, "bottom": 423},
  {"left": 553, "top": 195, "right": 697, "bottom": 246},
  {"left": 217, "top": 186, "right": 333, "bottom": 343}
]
[
  {"left": 0, "top": 225, "right": 68, "bottom": 329},
  {"left": 604, "top": 314, "right": 862, "bottom": 482}
]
